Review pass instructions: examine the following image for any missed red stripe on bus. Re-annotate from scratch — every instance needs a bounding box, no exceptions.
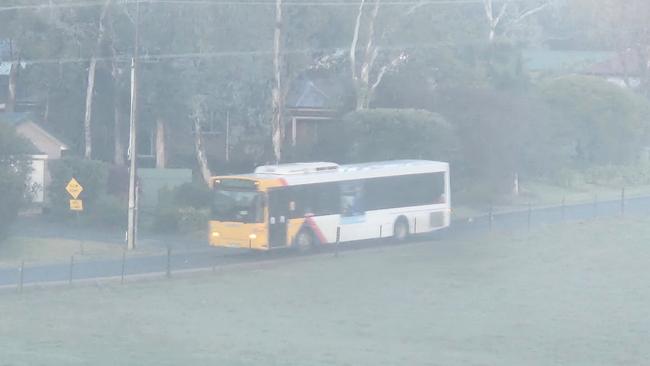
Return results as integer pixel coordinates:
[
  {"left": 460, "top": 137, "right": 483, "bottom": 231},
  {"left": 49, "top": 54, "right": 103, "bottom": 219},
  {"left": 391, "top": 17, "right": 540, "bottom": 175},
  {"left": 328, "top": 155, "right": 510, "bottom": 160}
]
[{"left": 305, "top": 216, "right": 327, "bottom": 244}]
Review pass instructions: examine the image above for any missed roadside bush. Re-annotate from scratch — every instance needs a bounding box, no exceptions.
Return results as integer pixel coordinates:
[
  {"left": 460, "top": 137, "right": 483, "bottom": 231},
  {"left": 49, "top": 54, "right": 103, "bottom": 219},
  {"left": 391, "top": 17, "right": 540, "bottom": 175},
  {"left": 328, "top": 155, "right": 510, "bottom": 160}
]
[
  {"left": 540, "top": 75, "right": 650, "bottom": 166},
  {"left": 434, "top": 87, "right": 569, "bottom": 199},
  {"left": 177, "top": 207, "right": 210, "bottom": 233},
  {"left": 152, "top": 182, "right": 211, "bottom": 234},
  {"left": 169, "top": 182, "right": 211, "bottom": 209},
  {"left": 88, "top": 194, "right": 127, "bottom": 229},
  {"left": 583, "top": 164, "right": 650, "bottom": 187},
  {"left": 152, "top": 207, "right": 180, "bottom": 234}
]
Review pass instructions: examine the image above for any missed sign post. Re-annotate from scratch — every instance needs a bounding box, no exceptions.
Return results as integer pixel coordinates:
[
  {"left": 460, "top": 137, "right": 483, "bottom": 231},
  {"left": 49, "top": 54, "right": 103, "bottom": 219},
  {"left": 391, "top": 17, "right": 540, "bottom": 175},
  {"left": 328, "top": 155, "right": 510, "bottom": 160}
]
[{"left": 66, "top": 178, "right": 85, "bottom": 254}]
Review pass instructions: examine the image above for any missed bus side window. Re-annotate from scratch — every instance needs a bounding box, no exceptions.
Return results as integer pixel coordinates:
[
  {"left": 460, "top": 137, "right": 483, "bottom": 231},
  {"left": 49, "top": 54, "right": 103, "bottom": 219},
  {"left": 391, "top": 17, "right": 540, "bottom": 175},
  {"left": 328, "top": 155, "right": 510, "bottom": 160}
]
[{"left": 341, "top": 181, "right": 364, "bottom": 217}]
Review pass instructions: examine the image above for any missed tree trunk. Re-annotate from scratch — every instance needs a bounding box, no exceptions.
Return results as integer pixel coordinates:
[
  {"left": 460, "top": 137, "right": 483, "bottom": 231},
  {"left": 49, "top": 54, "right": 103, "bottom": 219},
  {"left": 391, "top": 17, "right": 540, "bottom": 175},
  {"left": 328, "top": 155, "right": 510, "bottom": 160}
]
[
  {"left": 155, "top": 118, "right": 166, "bottom": 169},
  {"left": 6, "top": 60, "right": 18, "bottom": 113},
  {"left": 351, "top": 0, "right": 380, "bottom": 111},
  {"left": 193, "top": 116, "right": 211, "bottom": 185},
  {"left": 108, "top": 7, "right": 124, "bottom": 166},
  {"left": 113, "top": 98, "right": 125, "bottom": 166},
  {"left": 82, "top": 0, "right": 111, "bottom": 160},
  {"left": 83, "top": 58, "right": 98, "bottom": 159},
  {"left": 271, "top": 0, "right": 284, "bottom": 163}
]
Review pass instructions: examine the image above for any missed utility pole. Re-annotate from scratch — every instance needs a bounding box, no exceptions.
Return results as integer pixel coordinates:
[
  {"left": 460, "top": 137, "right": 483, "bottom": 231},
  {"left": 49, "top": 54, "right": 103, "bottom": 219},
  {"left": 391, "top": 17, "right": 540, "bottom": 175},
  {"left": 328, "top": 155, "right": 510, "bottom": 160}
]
[{"left": 127, "top": 0, "right": 140, "bottom": 251}]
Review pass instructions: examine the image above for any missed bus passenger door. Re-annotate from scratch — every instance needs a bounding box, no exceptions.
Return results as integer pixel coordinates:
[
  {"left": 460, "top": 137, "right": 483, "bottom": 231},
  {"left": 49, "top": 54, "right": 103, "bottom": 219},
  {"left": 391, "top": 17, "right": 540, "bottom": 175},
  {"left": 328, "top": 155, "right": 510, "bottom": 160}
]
[{"left": 268, "top": 188, "right": 289, "bottom": 248}]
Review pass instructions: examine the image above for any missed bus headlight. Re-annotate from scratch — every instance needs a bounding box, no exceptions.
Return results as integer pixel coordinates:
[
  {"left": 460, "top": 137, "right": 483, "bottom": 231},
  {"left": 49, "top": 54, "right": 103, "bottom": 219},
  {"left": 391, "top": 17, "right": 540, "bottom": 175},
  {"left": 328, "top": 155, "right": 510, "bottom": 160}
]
[
  {"left": 249, "top": 233, "right": 257, "bottom": 240},
  {"left": 212, "top": 232, "right": 220, "bottom": 238}
]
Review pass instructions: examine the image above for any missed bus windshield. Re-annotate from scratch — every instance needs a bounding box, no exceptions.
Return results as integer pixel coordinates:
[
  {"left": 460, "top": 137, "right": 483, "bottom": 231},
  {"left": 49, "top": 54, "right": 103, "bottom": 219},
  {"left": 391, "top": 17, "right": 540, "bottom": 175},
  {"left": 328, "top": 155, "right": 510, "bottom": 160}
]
[{"left": 212, "top": 188, "right": 263, "bottom": 223}]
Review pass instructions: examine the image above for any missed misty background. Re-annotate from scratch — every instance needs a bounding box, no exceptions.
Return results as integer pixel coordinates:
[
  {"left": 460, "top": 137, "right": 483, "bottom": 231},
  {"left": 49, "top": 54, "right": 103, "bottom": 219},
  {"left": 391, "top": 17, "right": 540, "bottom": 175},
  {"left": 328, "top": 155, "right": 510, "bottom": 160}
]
[{"left": 1, "top": 0, "right": 650, "bottom": 251}]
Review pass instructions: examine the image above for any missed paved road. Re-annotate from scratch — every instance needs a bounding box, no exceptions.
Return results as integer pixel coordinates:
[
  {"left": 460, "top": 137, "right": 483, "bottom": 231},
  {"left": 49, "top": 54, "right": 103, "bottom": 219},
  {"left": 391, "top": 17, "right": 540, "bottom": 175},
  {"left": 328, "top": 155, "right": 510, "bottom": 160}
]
[{"left": 2, "top": 195, "right": 650, "bottom": 288}]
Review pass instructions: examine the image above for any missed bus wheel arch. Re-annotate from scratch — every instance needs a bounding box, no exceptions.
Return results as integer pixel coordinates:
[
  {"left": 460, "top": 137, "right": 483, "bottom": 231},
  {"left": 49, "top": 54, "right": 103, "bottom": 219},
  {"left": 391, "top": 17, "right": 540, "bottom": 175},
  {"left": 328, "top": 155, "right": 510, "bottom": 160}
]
[
  {"left": 293, "top": 227, "right": 316, "bottom": 253},
  {"left": 393, "top": 216, "right": 410, "bottom": 241}
]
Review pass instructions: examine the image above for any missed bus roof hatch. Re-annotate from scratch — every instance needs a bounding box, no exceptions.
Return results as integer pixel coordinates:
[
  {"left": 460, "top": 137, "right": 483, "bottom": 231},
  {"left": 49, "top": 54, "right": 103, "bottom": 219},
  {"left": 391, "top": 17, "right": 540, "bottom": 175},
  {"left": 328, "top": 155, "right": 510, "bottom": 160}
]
[{"left": 254, "top": 162, "right": 340, "bottom": 175}]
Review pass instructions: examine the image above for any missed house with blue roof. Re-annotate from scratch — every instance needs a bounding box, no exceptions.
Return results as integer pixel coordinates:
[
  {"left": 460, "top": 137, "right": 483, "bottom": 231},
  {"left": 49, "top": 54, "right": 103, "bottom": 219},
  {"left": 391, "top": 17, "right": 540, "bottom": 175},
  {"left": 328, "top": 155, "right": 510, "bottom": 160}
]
[{"left": 285, "top": 71, "right": 350, "bottom": 153}]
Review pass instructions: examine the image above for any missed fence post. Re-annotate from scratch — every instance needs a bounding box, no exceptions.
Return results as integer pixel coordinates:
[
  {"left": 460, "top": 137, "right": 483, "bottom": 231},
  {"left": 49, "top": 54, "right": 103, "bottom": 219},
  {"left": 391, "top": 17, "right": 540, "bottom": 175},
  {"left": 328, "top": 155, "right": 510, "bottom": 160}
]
[
  {"left": 379, "top": 224, "right": 383, "bottom": 239},
  {"left": 77, "top": 212, "right": 84, "bottom": 256},
  {"left": 166, "top": 247, "right": 172, "bottom": 279},
  {"left": 621, "top": 187, "right": 626, "bottom": 217},
  {"left": 335, "top": 227, "right": 341, "bottom": 258},
  {"left": 561, "top": 197, "right": 566, "bottom": 222},
  {"left": 527, "top": 202, "right": 532, "bottom": 232},
  {"left": 68, "top": 255, "right": 74, "bottom": 285},
  {"left": 18, "top": 260, "right": 24, "bottom": 293},
  {"left": 414, "top": 217, "right": 417, "bottom": 234},
  {"left": 120, "top": 250, "right": 126, "bottom": 285}
]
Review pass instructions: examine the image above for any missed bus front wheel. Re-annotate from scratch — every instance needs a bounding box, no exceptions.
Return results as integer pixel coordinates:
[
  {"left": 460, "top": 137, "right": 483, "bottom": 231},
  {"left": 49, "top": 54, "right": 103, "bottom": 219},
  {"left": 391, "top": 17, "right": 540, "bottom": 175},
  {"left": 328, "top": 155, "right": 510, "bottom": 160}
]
[
  {"left": 393, "top": 217, "right": 410, "bottom": 242},
  {"left": 294, "top": 229, "right": 315, "bottom": 253}
]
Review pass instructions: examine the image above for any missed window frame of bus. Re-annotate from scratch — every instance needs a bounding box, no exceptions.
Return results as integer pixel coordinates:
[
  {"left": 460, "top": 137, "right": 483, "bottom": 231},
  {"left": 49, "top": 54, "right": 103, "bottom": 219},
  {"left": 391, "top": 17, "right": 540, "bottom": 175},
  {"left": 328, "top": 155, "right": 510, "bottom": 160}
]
[{"left": 212, "top": 179, "right": 264, "bottom": 223}]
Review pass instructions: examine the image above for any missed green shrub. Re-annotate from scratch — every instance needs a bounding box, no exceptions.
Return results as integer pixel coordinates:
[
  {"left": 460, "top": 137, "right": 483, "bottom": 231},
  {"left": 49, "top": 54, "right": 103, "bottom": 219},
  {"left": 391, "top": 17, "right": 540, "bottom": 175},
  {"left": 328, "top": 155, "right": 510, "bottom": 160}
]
[
  {"left": 0, "top": 123, "right": 33, "bottom": 239},
  {"left": 152, "top": 207, "right": 180, "bottom": 234},
  {"left": 169, "top": 182, "right": 211, "bottom": 209},
  {"left": 89, "top": 194, "right": 127, "bottom": 229},
  {"left": 177, "top": 207, "right": 209, "bottom": 234},
  {"left": 152, "top": 182, "right": 211, "bottom": 234},
  {"left": 583, "top": 164, "right": 650, "bottom": 187},
  {"left": 540, "top": 75, "right": 650, "bottom": 166}
]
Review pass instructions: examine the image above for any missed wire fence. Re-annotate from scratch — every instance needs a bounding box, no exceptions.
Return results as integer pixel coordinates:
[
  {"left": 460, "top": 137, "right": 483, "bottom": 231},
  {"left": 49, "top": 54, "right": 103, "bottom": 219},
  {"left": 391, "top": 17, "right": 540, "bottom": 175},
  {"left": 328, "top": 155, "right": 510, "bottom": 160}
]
[{"left": 3, "top": 188, "right": 650, "bottom": 292}]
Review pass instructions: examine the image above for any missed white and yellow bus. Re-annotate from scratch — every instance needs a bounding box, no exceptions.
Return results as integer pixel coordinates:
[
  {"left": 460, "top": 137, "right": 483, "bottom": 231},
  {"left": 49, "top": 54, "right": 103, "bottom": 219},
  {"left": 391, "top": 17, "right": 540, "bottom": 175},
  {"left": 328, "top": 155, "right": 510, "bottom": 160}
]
[{"left": 209, "top": 160, "right": 450, "bottom": 251}]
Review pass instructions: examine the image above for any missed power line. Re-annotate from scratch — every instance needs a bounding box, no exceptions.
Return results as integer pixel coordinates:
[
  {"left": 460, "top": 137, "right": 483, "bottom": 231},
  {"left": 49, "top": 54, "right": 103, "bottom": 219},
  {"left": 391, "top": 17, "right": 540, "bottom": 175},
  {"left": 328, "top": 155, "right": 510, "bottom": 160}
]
[
  {"left": 147, "top": 0, "right": 501, "bottom": 5},
  {"left": 0, "top": 1, "right": 110, "bottom": 12},
  {"left": 0, "top": 0, "right": 532, "bottom": 12},
  {"left": 8, "top": 42, "right": 447, "bottom": 65}
]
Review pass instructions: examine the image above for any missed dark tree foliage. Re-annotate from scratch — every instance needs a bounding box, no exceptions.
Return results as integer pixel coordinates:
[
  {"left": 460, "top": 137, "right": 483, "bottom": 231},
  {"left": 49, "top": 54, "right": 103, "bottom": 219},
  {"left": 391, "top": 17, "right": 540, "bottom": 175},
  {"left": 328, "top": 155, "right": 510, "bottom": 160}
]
[
  {"left": 340, "top": 109, "right": 458, "bottom": 164},
  {"left": 0, "top": 123, "right": 33, "bottom": 239}
]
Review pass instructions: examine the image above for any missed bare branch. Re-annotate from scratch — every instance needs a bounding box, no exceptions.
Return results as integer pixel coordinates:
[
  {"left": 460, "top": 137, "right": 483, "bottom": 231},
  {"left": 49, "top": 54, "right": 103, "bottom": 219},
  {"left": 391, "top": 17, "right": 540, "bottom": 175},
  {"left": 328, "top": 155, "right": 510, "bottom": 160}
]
[
  {"left": 405, "top": 0, "right": 427, "bottom": 16},
  {"left": 483, "top": 0, "right": 493, "bottom": 23},
  {"left": 350, "top": 0, "right": 366, "bottom": 83},
  {"left": 513, "top": 1, "right": 550, "bottom": 24},
  {"left": 370, "top": 64, "right": 390, "bottom": 93},
  {"left": 370, "top": 51, "right": 407, "bottom": 93},
  {"left": 494, "top": 1, "right": 509, "bottom": 27},
  {"left": 362, "top": 0, "right": 381, "bottom": 79}
]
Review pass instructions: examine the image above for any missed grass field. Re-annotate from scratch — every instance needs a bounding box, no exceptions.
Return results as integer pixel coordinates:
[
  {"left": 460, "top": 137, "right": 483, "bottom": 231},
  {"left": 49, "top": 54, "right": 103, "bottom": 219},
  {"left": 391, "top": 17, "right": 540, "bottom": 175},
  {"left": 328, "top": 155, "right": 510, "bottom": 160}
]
[
  {"left": 1, "top": 218, "right": 650, "bottom": 365},
  {"left": 0, "top": 236, "right": 167, "bottom": 267}
]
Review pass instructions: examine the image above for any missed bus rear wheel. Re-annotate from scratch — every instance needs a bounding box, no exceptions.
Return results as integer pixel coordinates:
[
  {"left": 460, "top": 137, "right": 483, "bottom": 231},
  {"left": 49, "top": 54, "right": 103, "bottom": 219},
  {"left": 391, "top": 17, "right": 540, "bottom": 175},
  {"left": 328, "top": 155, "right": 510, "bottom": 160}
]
[
  {"left": 294, "top": 229, "right": 315, "bottom": 253},
  {"left": 393, "top": 217, "right": 410, "bottom": 242}
]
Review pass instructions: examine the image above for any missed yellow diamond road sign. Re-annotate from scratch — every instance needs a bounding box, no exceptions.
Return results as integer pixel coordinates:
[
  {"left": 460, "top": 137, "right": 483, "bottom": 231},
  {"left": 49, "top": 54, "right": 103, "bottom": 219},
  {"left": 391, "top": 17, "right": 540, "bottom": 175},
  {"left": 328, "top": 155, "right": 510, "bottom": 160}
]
[{"left": 66, "top": 178, "right": 83, "bottom": 199}]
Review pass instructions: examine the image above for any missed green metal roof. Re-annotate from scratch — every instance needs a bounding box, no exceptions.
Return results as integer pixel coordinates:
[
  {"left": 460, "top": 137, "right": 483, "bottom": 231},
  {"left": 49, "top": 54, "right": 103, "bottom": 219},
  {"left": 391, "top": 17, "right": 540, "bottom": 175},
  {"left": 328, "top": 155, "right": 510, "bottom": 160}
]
[
  {"left": 523, "top": 49, "right": 615, "bottom": 72},
  {"left": 0, "top": 112, "right": 32, "bottom": 126}
]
